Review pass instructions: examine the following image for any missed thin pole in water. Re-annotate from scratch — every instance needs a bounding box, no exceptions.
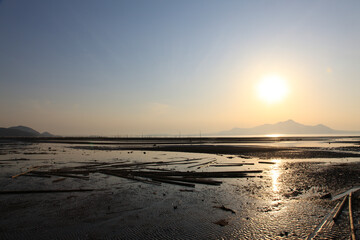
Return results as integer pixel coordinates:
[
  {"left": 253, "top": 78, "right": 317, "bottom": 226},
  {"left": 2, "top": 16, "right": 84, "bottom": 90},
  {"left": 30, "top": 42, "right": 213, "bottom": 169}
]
[{"left": 349, "top": 192, "right": 355, "bottom": 240}]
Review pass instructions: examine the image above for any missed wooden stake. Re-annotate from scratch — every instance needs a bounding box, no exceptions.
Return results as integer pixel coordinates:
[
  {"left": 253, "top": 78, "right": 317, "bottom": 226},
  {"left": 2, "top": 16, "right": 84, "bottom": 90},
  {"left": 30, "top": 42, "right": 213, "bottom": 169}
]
[{"left": 349, "top": 192, "right": 356, "bottom": 240}]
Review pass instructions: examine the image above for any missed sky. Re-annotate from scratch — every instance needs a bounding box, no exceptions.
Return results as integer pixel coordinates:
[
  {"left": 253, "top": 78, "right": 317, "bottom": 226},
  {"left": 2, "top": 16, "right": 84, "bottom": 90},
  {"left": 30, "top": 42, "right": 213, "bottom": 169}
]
[{"left": 0, "top": 0, "right": 359, "bottom": 136}]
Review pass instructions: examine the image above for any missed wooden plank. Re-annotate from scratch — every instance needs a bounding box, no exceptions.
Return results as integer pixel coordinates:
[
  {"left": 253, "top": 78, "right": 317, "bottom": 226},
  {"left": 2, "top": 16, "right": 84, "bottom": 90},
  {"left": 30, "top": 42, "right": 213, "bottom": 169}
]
[
  {"left": 150, "top": 177, "right": 195, "bottom": 188},
  {"left": 131, "top": 170, "right": 262, "bottom": 178},
  {"left": 332, "top": 195, "right": 348, "bottom": 221},
  {"left": 210, "top": 164, "right": 244, "bottom": 167},
  {"left": 156, "top": 176, "right": 222, "bottom": 186},
  {"left": 52, "top": 177, "right": 66, "bottom": 183},
  {"left": 100, "top": 170, "right": 161, "bottom": 185},
  {"left": 258, "top": 161, "right": 276, "bottom": 164},
  {"left": 187, "top": 159, "right": 217, "bottom": 168}
]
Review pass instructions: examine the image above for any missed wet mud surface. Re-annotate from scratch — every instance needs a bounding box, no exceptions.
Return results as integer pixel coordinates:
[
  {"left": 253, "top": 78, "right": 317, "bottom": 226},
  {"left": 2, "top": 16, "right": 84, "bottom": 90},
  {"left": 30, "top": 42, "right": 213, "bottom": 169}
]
[
  {"left": 145, "top": 144, "right": 360, "bottom": 159},
  {"left": 0, "top": 137, "right": 359, "bottom": 239}
]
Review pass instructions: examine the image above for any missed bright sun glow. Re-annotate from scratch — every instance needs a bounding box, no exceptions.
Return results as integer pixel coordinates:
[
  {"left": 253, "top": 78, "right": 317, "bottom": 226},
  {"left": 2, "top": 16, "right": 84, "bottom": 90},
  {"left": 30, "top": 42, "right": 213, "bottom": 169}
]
[{"left": 257, "top": 75, "right": 288, "bottom": 103}]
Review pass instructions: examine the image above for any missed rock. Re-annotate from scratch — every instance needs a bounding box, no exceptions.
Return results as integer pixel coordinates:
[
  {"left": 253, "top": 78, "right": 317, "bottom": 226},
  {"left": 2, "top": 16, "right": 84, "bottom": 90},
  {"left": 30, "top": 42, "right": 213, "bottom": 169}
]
[
  {"left": 279, "top": 231, "right": 289, "bottom": 237},
  {"left": 214, "top": 219, "right": 228, "bottom": 226}
]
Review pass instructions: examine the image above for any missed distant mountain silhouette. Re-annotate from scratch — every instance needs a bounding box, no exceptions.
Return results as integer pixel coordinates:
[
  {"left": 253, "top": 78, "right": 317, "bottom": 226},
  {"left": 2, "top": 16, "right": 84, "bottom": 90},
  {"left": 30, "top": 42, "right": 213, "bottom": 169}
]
[
  {"left": 0, "top": 126, "right": 55, "bottom": 137},
  {"left": 8, "top": 126, "right": 40, "bottom": 135},
  {"left": 215, "top": 119, "right": 357, "bottom": 136},
  {"left": 40, "top": 131, "right": 54, "bottom": 137}
]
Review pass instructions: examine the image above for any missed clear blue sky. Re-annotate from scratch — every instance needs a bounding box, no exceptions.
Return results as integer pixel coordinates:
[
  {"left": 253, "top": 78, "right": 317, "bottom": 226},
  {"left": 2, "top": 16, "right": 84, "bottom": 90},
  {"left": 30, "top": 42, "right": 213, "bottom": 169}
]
[{"left": 1, "top": 0, "right": 359, "bottom": 135}]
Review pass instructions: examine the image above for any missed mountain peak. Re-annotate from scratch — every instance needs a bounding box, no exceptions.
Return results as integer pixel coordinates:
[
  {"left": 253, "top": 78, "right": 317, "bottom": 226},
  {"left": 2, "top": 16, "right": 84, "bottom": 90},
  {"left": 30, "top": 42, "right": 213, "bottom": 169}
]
[
  {"left": 8, "top": 126, "right": 40, "bottom": 135},
  {"left": 279, "top": 119, "right": 297, "bottom": 124},
  {"left": 216, "top": 120, "right": 342, "bottom": 136},
  {"left": 274, "top": 119, "right": 301, "bottom": 127},
  {"left": 0, "top": 126, "right": 55, "bottom": 137}
]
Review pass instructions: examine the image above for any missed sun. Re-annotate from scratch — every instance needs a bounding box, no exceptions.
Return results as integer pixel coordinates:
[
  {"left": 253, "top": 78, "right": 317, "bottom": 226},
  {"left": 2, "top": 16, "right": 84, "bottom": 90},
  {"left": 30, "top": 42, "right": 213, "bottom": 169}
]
[{"left": 257, "top": 75, "right": 288, "bottom": 104}]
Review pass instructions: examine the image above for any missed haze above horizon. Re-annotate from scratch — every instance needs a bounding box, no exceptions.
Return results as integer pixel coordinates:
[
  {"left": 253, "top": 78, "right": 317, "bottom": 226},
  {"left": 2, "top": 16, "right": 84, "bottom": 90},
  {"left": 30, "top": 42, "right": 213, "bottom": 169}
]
[{"left": 1, "top": 0, "right": 359, "bottom": 135}]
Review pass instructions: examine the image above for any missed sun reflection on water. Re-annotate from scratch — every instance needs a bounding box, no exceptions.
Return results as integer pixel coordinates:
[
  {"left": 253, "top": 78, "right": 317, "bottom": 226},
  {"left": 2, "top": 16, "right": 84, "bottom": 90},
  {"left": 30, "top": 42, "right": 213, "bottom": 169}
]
[{"left": 270, "top": 159, "right": 281, "bottom": 193}]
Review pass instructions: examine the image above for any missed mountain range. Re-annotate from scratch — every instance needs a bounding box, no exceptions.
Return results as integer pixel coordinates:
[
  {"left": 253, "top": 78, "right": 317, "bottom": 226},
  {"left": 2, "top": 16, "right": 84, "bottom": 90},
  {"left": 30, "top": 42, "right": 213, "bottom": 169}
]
[
  {"left": 0, "top": 120, "right": 358, "bottom": 137},
  {"left": 0, "top": 126, "right": 54, "bottom": 137},
  {"left": 214, "top": 119, "right": 358, "bottom": 136}
]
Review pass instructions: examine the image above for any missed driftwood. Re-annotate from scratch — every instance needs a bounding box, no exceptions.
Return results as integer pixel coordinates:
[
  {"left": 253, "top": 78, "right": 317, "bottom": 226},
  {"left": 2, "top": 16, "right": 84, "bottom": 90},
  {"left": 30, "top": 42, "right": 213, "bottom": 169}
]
[
  {"left": 179, "top": 189, "right": 194, "bottom": 192},
  {"left": 88, "top": 159, "right": 199, "bottom": 169},
  {"left": 52, "top": 177, "right": 66, "bottom": 183},
  {"left": 150, "top": 176, "right": 222, "bottom": 186},
  {"left": 177, "top": 177, "right": 222, "bottom": 186},
  {"left": 129, "top": 170, "right": 262, "bottom": 178},
  {"left": 306, "top": 201, "right": 342, "bottom": 240},
  {"left": 211, "top": 163, "right": 254, "bottom": 167},
  {"left": 150, "top": 177, "right": 195, "bottom": 188},
  {"left": 258, "top": 161, "right": 276, "bottom": 164},
  {"left": 143, "top": 167, "right": 173, "bottom": 172},
  {"left": 0, "top": 158, "right": 29, "bottom": 162},
  {"left": 102, "top": 170, "right": 161, "bottom": 186},
  {"left": 34, "top": 170, "right": 94, "bottom": 175},
  {"left": 12, "top": 167, "right": 39, "bottom": 178},
  {"left": 307, "top": 189, "right": 359, "bottom": 240},
  {"left": 23, "top": 173, "right": 52, "bottom": 178},
  {"left": 103, "top": 169, "right": 212, "bottom": 188},
  {"left": 333, "top": 195, "right": 348, "bottom": 221},
  {"left": 73, "top": 161, "right": 128, "bottom": 169},
  {"left": 11, "top": 155, "right": 263, "bottom": 188},
  {"left": 187, "top": 159, "right": 217, "bottom": 168},
  {"left": 211, "top": 164, "right": 243, "bottom": 167},
  {"left": 49, "top": 173, "right": 89, "bottom": 180}
]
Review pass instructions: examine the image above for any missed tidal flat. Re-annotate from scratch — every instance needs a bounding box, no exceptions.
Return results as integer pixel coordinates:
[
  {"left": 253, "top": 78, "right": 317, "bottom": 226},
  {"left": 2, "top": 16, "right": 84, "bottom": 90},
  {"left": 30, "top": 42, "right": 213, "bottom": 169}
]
[{"left": 0, "top": 136, "right": 359, "bottom": 239}]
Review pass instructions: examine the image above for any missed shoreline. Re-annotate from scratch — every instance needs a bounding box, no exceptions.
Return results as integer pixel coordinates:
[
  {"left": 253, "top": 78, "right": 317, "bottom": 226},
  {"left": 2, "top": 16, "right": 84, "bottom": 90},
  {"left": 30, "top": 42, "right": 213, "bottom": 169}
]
[{"left": 1, "top": 135, "right": 360, "bottom": 144}]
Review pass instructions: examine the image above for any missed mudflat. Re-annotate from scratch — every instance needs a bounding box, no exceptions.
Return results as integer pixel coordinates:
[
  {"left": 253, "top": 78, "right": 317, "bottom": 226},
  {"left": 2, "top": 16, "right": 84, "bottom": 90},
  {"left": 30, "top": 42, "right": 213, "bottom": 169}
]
[{"left": 0, "top": 136, "right": 359, "bottom": 239}]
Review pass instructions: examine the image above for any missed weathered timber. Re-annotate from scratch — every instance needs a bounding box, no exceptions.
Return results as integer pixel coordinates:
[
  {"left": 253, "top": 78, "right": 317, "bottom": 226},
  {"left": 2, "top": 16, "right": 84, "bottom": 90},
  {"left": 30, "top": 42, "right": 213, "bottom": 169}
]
[
  {"left": 100, "top": 170, "right": 161, "bottom": 185},
  {"left": 211, "top": 164, "right": 244, "bottom": 167},
  {"left": 150, "top": 177, "right": 195, "bottom": 188},
  {"left": 12, "top": 167, "right": 39, "bottom": 178},
  {"left": 49, "top": 173, "right": 89, "bottom": 180},
  {"left": 52, "top": 177, "right": 66, "bottom": 183},
  {"left": 151, "top": 176, "right": 222, "bottom": 186},
  {"left": 129, "top": 170, "right": 262, "bottom": 178},
  {"left": 23, "top": 173, "right": 52, "bottom": 178},
  {"left": 187, "top": 159, "right": 217, "bottom": 168},
  {"left": 333, "top": 195, "right": 348, "bottom": 221},
  {"left": 258, "top": 161, "right": 276, "bottom": 164}
]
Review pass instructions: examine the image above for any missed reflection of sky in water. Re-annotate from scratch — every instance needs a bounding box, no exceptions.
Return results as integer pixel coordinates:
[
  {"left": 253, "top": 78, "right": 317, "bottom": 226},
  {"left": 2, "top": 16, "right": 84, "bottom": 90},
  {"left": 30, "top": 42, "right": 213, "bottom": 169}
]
[
  {"left": 265, "top": 134, "right": 282, "bottom": 138},
  {"left": 210, "top": 137, "right": 360, "bottom": 148}
]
